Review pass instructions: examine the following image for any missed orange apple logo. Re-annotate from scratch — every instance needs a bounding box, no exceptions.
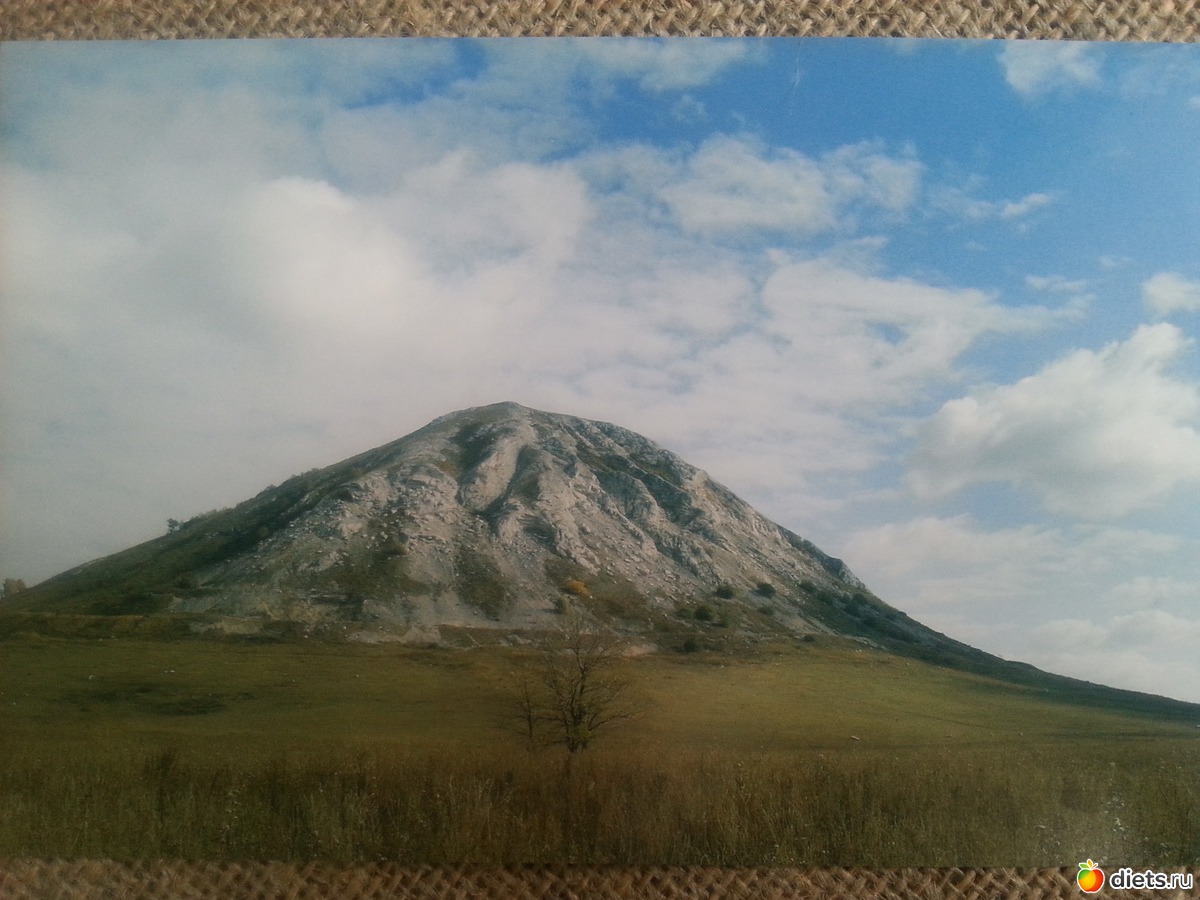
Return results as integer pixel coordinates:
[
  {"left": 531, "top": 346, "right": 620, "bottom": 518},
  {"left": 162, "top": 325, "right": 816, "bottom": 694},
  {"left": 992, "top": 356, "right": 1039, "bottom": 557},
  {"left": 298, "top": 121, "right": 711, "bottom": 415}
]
[{"left": 1077, "top": 860, "right": 1104, "bottom": 893}]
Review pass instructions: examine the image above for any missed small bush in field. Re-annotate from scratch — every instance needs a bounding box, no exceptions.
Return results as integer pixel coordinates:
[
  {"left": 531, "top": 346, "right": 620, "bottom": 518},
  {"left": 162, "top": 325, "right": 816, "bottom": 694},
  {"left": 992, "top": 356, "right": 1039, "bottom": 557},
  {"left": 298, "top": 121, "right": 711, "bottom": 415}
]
[
  {"left": 693, "top": 604, "right": 715, "bottom": 623},
  {"left": 714, "top": 584, "right": 735, "bottom": 599}
]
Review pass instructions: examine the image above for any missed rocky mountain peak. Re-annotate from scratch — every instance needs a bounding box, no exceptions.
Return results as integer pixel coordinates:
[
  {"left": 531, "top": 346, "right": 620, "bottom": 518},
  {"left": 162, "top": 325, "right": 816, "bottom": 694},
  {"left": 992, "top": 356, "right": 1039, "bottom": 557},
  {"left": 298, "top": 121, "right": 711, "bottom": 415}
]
[{"left": 16, "top": 403, "right": 963, "bottom": 658}]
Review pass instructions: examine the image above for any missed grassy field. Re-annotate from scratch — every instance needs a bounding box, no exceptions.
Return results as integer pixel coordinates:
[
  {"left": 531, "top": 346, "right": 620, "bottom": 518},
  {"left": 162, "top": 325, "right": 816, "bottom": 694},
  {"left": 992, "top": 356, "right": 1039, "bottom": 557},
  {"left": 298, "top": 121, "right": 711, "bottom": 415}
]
[{"left": 2, "top": 631, "right": 1198, "bottom": 865}]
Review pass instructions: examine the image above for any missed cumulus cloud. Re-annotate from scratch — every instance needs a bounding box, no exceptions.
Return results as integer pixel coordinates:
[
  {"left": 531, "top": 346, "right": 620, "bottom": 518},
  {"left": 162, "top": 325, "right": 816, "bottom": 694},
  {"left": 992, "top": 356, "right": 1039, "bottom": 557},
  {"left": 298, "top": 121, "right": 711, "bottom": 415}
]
[
  {"left": 843, "top": 514, "right": 1200, "bottom": 702},
  {"left": 1024, "top": 274, "right": 1092, "bottom": 315},
  {"left": 1028, "top": 611, "right": 1200, "bottom": 702},
  {"left": 1142, "top": 271, "right": 1200, "bottom": 316},
  {"left": 756, "top": 259, "right": 1052, "bottom": 407},
  {"left": 933, "top": 186, "right": 1057, "bottom": 223},
  {"left": 998, "top": 192, "right": 1055, "bottom": 218},
  {"left": 0, "top": 100, "right": 1028, "bottom": 583},
  {"left": 846, "top": 515, "right": 1187, "bottom": 612},
  {"left": 660, "top": 136, "right": 922, "bottom": 238},
  {"left": 845, "top": 515, "right": 1056, "bottom": 616},
  {"left": 547, "top": 255, "right": 1066, "bottom": 532},
  {"left": 999, "top": 41, "right": 1103, "bottom": 95},
  {"left": 910, "top": 324, "right": 1200, "bottom": 517},
  {"left": 0, "top": 41, "right": 1084, "bottom": 597},
  {"left": 1107, "top": 575, "right": 1200, "bottom": 609},
  {"left": 573, "top": 38, "right": 754, "bottom": 91}
]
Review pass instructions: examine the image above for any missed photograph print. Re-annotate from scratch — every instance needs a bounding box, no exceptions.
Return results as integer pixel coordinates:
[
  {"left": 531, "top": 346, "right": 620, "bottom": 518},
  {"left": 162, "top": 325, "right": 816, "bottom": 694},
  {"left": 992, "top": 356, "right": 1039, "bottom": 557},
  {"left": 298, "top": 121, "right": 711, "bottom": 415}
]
[{"left": 1, "top": 37, "right": 1198, "bottom": 868}]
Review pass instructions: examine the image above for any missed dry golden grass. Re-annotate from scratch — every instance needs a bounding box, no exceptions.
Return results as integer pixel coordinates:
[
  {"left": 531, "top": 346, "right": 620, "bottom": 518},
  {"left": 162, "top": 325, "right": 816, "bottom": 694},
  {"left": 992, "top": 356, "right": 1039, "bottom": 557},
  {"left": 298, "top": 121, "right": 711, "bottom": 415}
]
[
  {"left": 1, "top": 635, "right": 1197, "bottom": 865},
  {"left": 2, "top": 742, "right": 1197, "bottom": 865}
]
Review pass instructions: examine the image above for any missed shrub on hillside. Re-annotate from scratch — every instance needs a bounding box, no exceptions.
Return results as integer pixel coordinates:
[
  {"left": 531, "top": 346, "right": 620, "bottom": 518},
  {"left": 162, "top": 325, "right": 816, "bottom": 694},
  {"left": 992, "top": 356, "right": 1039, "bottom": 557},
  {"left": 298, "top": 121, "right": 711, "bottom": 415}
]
[
  {"left": 1, "top": 578, "right": 27, "bottom": 599},
  {"left": 563, "top": 579, "right": 590, "bottom": 598}
]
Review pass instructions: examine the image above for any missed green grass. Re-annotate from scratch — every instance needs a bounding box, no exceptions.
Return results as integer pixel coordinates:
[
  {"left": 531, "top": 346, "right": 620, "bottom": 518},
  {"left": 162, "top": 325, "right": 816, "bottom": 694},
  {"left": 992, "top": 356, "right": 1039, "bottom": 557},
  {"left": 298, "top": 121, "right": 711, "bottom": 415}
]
[{"left": 1, "top": 634, "right": 1198, "bottom": 865}]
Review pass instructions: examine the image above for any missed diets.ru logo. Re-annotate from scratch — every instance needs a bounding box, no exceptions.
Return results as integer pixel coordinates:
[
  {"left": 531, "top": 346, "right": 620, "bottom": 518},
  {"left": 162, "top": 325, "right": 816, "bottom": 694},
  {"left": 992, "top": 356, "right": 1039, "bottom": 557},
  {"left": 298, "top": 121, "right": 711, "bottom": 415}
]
[{"left": 1077, "top": 860, "right": 1104, "bottom": 893}]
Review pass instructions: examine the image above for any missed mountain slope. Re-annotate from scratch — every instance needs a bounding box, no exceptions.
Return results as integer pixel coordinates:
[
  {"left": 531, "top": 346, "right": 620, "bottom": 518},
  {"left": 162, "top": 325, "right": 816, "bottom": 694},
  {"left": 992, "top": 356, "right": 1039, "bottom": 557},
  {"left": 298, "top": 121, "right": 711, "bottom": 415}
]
[
  {"left": 14, "top": 403, "right": 923, "bottom": 645},
  {"left": 10, "top": 402, "right": 1200, "bottom": 721}
]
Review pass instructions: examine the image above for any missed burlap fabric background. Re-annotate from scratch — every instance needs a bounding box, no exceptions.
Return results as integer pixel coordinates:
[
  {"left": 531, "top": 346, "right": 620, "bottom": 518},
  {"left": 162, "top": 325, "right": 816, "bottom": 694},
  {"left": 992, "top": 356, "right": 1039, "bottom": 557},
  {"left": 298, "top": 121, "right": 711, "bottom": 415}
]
[
  {"left": 0, "top": 0, "right": 1197, "bottom": 40},
  {"left": 2, "top": 1, "right": 1199, "bottom": 897}
]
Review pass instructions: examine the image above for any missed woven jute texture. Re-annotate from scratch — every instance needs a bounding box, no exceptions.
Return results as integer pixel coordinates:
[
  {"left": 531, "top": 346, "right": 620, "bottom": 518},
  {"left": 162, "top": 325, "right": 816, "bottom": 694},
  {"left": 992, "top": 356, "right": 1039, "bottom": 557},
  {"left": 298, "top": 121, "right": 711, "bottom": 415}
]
[
  {"left": 4, "top": 861, "right": 1198, "bottom": 899},
  {"left": 2, "top": 0, "right": 1200, "bottom": 41}
]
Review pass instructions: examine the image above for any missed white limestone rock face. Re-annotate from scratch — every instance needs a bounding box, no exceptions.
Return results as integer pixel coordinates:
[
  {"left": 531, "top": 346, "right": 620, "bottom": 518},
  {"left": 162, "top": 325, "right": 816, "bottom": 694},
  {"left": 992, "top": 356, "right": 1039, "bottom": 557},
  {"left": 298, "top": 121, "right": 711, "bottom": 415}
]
[{"left": 37, "top": 401, "right": 931, "bottom": 649}]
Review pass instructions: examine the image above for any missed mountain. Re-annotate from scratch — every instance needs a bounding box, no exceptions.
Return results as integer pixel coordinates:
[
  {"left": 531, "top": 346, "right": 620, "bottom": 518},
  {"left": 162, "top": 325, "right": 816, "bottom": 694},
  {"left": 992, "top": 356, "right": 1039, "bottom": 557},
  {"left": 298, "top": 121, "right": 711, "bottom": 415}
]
[
  {"left": 4, "top": 404, "right": 964, "bottom": 657},
  {"left": 10, "top": 401, "right": 1200, "bottom": 722}
]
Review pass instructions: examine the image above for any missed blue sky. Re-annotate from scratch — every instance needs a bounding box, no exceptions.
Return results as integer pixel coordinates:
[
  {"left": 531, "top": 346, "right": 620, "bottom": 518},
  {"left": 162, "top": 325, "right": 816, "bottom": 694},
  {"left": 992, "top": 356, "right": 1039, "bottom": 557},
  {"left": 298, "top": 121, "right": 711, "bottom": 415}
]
[{"left": 2, "top": 38, "right": 1200, "bottom": 702}]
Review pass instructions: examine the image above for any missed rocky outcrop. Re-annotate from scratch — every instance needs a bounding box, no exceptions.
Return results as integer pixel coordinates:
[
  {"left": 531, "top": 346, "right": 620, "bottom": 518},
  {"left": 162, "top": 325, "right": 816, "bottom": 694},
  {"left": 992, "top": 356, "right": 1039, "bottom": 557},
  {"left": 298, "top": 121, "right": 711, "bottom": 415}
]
[{"left": 17, "top": 402, "right": 953, "bottom": 653}]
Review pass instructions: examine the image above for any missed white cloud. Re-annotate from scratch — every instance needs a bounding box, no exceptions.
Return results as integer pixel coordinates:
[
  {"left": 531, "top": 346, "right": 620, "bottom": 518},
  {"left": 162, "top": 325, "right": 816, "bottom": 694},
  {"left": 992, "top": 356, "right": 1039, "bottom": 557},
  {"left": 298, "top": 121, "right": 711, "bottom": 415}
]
[
  {"left": 565, "top": 257, "right": 1066, "bottom": 530},
  {"left": 1000, "top": 41, "right": 1104, "bottom": 95},
  {"left": 846, "top": 515, "right": 1053, "bottom": 608},
  {"left": 1142, "top": 271, "right": 1200, "bottom": 316},
  {"left": 1024, "top": 274, "right": 1092, "bottom": 316},
  {"left": 660, "top": 136, "right": 922, "bottom": 238},
  {"left": 758, "top": 259, "right": 1050, "bottom": 407},
  {"left": 1107, "top": 575, "right": 1200, "bottom": 609},
  {"left": 672, "top": 95, "right": 708, "bottom": 123},
  {"left": 0, "top": 109, "right": 1030, "bottom": 583},
  {"left": 0, "top": 42, "right": 1107, "bottom": 598},
  {"left": 1026, "top": 275, "right": 1088, "bottom": 294},
  {"left": 573, "top": 39, "right": 754, "bottom": 92},
  {"left": 1028, "top": 611, "right": 1200, "bottom": 702},
  {"left": 999, "top": 191, "right": 1054, "bottom": 218},
  {"left": 846, "top": 516, "right": 1187, "bottom": 612},
  {"left": 661, "top": 137, "right": 835, "bottom": 236},
  {"left": 843, "top": 515, "right": 1200, "bottom": 702},
  {"left": 934, "top": 186, "right": 1058, "bottom": 223},
  {"left": 910, "top": 324, "right": 1200, "bottom": 517}
]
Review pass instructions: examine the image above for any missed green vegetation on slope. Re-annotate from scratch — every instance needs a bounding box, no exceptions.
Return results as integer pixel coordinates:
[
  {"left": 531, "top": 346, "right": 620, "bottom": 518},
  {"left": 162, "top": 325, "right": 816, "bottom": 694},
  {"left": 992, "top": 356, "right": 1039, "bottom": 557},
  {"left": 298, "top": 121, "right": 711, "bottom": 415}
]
[
  {"left": 2, "top": 450, "right": 388, "bottom": 617},
  {"left": 1, "top": 635, "right": 1197, "bottom": 865}
]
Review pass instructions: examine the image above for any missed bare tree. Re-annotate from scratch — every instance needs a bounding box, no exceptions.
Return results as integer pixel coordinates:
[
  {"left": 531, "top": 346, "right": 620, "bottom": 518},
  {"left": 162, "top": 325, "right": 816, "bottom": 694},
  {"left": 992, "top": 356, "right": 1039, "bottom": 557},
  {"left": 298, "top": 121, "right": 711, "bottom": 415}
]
[{"left": 514, "top": 606, "right": 639, "bottom": 754}]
